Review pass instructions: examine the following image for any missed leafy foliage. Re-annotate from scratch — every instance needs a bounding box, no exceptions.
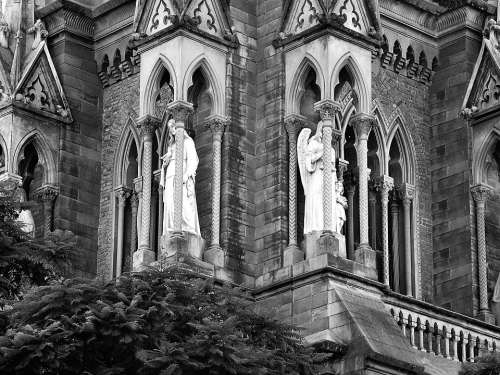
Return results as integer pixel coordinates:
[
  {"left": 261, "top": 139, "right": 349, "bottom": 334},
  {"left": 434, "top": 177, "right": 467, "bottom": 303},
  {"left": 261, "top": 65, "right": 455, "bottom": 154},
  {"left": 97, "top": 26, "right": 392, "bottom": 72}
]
[
  {"left": 0, "top": 188, "right": 74, "bottom": 303},
  {"left": 0, "top": 266, "right": 331, "bottom": 375},
  {"left": 460, "top": 353, "right": 500, "bottom": 375}
]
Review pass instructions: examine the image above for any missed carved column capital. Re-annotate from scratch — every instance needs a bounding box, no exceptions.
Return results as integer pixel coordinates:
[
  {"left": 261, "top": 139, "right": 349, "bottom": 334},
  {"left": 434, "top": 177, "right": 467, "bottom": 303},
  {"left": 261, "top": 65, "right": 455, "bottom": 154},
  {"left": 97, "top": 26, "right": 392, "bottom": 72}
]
[
  {"left": 313, "top": 99, "right": 341, "bottom": 126},
  {"left": 115, "top": 186, "right": 132, "bottom": 206},
  {"left": 137, "top": 115, "right": 160, "bottom": 139},
  {"left": 471, "top": 184, "right": 493, "bottom": 204},
  {"left": 350, "top": 113, "right": 376, "bottom": 141},
  {"left": 167, "top": 100, "right": 194, "bottom": 125},
  {"left": 130, "top": 191, "right": 139, "bottom": 208},
  {"left": 205, "top": 115, "right": 228, "bottom": 141},
  {"left": 399, "top": 183, "right": 415, "bottom": 205},
  {"left": 284, "top": 114, "right": 306, "bottom": 141},
  {"left": 337, "top": 159, "right": 349, "bottom": 181},
  {"left": 34, "top": 184, "right": 59, "bottom": 203},
  {"left": 375, "top": 175, "right": 394, "bottom": 195}
]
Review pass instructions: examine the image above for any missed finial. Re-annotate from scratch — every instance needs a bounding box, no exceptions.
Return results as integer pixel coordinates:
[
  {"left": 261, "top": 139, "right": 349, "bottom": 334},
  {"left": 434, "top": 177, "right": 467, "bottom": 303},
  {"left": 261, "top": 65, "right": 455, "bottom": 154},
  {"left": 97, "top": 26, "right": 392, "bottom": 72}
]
[{"left": 27, "top": 19, "right": 47, "bottom": 50}]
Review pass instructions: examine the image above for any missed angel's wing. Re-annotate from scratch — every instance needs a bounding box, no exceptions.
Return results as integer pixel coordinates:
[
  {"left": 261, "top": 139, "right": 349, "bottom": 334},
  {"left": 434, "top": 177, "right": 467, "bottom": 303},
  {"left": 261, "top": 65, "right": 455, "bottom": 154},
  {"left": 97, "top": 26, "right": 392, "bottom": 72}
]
[{"left": 297, "top": 128, "right": 311, "bottom": 196}]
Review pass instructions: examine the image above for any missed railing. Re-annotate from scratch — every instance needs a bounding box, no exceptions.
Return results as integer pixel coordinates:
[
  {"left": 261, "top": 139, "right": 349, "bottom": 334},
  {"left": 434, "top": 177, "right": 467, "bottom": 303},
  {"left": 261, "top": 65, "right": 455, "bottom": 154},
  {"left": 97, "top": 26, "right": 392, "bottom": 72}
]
[{"left": 384, "top": 294, "right": 500, "bottom": 363}]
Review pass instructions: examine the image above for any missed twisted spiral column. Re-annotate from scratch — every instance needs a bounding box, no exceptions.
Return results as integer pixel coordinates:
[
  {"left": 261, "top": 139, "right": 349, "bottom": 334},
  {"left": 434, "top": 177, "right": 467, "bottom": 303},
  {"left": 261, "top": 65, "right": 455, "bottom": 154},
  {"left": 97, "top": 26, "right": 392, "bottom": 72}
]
[
  {"left": 207, "top": 116, "right": 226, "bottom": 246},
  {"left": 130, "top": 192, "right": 139, "bottom": 260},
  {"left": 137, "top": 115, "right": 159, "bottom": 252},
  {"left": 34, "top": 185, "right": 59, "bottom": 237},
  {"left": 375, "top": 175, "right": 394, "bottom": 287},
  {"left": 471, "top": 184, "right": 493, "bottom": 320},
  {"left": 351, "top": 113, "right": 375, "bottom": 250},
  {"left": 167, "top": 101, "right": 194, "bottom": 237},
  {"left": 346, "top": 182, "right": 356, "bottom": 259},
  {"left": 390, "top": 197, "right": 400, "bottom": 292},
  {"left": 283, "top": 115, "right": 306, "bottom": 265},
  {"left": 313, "top": 99, "right": 341, "bottom": 235}
]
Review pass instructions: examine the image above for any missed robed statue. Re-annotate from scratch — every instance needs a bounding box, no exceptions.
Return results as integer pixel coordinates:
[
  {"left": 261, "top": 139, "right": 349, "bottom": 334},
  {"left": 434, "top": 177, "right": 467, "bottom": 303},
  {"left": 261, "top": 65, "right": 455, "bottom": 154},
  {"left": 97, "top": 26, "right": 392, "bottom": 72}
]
[
  {"left": 160, "top": 119, "right": 200, "bottom": 236},
  {"left": 297, "top": 121, "right": 346, "bottom": 235}
]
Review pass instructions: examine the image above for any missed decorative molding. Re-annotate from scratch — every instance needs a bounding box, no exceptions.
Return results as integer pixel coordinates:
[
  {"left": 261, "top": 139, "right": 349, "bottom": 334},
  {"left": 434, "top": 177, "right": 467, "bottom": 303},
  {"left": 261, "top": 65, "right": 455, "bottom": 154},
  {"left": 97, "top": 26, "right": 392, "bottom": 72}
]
[
  {"left": 44, "top": 8, "right": 95, "bottom": 40},
  {"left": 34, "top": 184, "right": 59, "bottom": 203},
  {"left": 471, "top": 183, "right": 493, "bottom": 203},
  {"left": 167, "top": 100, "right": 194, "bottom": 123},
  {"left": 350, "top": 112, "right": 376, "bottom": 140}
]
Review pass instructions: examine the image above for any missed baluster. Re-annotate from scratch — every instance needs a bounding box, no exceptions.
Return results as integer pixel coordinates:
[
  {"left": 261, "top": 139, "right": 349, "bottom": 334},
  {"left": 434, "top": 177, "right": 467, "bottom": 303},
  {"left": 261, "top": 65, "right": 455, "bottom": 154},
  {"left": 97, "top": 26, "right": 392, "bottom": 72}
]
[
  {"left": 435, "top": 324, "right": 441, "bottom": 356},
  {"left": 468, "top": 334, "right": 474, "bottom": 362},
  {"left": 443, "top": 327, "right": 450, "bottom": 359},
  {"left": 460, "top": 332, "right": 466, "bottom": 362},
  {"left": 417, "top": 318, "right": 425, "bottom": 352},
  {"left": 451, "top": 330, "right": 458, "bottom": 362},
  {"left": 409, "top": 317, "right": 417, "bottom": 349},
  {"left": 426, "top": 321, "right": 433, "bottom": 354}
]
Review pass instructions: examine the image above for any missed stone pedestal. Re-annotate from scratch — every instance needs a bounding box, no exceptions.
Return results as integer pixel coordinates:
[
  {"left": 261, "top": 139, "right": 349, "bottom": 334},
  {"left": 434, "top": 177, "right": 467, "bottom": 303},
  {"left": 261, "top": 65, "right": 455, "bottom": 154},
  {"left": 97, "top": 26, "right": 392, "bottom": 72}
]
[
  {"left": 204, "top": 245, "right": 225, "bottom": 268},
  {"left": 478, "top": 310, "right": 496, "bottom": 325},
  {"left": 283, "top": 244, "right": 305, "bottom": 267},
  {"left": 133, "top": 249, "right": 156, "bottom": 271},
  {"left": 303, "top": 230, "right": 346, "bottom": 259},
  {"left": 354, "top": 244, "right": 377, "bottom": 270},
  {"left": 160, "top": 231, "right": 205, "bottom": 259}
]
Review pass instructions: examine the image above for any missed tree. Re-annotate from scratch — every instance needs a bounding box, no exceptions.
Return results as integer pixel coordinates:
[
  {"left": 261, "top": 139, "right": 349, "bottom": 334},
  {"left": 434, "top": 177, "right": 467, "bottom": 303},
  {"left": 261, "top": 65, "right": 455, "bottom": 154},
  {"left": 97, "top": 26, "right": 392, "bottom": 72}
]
[
  {"left": 0, "top": 265, "right": 332, "bottom": 375},
  {"left": 0, "top": 187, "right": 74, "bottom": 303},
  {"left": 460, "top": 353, "right": 500, "bottom": 375}
]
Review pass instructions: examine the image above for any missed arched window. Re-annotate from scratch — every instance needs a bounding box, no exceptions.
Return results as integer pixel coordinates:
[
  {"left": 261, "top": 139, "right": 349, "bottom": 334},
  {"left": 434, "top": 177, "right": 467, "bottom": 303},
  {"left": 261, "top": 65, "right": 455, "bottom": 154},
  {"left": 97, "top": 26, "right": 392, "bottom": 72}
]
[
  {"left": 406, "top": 46, "right": 415, "bottom": 67},
  {"left": 393, "top": 41, "right": 402, "bottom": 72},
  {"left": 113, "top": 49, "right": 121, "bottom": 70},
  {"left": 101, "top": 55, "right": 109, "bottom": 73},
  {"left": 154, "top": 69, "right": 174, "bottom": 119}
]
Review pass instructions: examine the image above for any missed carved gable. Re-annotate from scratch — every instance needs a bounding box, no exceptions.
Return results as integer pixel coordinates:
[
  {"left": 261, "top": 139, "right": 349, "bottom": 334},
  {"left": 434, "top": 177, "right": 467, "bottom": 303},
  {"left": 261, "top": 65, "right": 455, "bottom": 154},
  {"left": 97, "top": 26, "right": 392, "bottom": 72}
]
[
  {"left": 463, "top": 39, "right": 500, "bottom": 114},
  {"left": 145, "top": 0, "right": 178, "bottom": 36},
  {"left": 331, "top": 0, "right": 370, "bottom": 35},
  {"left": 14, "top": 42, "right": 72, "bottom": 122},
  {"left": 182, "top": 0, "right": 230, "bottom": 38},
  {"left": 283, "top": 0, "right": 323, "bottom": 36}
]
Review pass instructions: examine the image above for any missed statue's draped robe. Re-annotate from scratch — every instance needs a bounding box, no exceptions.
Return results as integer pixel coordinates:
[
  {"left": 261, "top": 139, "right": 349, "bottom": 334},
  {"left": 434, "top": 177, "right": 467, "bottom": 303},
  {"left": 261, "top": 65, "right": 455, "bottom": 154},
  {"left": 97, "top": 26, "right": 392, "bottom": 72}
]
[
  {"left": 298, "top": 129, "right": 338, "bottom": 234},
  {"left": 160, "top": 132, "right": 201, "bottom": 236}
]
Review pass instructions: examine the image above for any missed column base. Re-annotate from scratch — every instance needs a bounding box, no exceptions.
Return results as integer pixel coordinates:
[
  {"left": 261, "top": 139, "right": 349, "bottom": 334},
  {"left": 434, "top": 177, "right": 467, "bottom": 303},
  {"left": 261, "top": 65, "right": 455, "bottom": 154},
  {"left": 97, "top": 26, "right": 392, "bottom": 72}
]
[
  {"left": 478, "top": 309, "right": 496, "bottom": 325},
  {"left": 204, "top": 244, "right": 226, "bottom": 268},
  {"left": 156, "top": 251, "right": 215, "bottom": 277},
  {"left": 354, "top": 243, "right": 377, "bottom": 275},
  {"left": 283, "top": 244, "right": 305, "bottom": 266},
  {"left": 133, "top": 248, "right": 156, "bottom": 271}
]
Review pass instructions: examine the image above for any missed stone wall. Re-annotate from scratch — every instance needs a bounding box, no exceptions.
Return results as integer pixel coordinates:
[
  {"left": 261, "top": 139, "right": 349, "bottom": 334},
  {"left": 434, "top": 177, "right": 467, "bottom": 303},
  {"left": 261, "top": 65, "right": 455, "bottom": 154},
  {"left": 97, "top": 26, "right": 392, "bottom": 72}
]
[{"left": 429, "top": 32, "right": 482, "bottom": 314}]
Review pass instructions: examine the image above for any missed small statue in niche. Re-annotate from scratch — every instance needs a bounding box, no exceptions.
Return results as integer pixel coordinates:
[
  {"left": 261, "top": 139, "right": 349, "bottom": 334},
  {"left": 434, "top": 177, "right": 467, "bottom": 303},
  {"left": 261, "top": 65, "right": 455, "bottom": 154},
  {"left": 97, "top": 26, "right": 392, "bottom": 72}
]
[
  {"left": 297, "top": 120, "right": 346, "bottom": 234},
  {"left": 160, "top": 119, "right": 200, "bottom": 236}
]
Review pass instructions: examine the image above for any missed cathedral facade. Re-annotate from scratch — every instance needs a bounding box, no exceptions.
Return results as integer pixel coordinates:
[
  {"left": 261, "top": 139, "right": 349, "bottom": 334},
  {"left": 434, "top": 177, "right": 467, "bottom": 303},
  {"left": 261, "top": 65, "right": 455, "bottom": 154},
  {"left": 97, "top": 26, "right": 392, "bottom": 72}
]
[{"left": 2, "top": 0, "right": 500, "bottom": 373}]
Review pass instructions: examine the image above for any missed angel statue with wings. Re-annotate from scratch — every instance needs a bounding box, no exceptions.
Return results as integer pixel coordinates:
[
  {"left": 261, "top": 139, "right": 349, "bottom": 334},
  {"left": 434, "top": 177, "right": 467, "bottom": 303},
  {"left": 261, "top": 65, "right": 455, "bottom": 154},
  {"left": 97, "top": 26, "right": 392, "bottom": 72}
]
[{"left": 297, "top": 121, "right": 346, "bottom": 235}]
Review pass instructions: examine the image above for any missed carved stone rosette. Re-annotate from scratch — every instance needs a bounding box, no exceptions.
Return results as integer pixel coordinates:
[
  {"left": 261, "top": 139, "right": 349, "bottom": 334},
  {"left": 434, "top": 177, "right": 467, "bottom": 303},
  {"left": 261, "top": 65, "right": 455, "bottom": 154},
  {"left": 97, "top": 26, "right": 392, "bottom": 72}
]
[
  {"left": 203, "top": 114, "right": 227, "bottom": 267},
  {"left": 34, "top": 184, "right": 59, "bottom": 237},
  {"left": 350, "top": 113, "right": 376, "bottom": 250},
  {"left": 283, "top": 114, "right": 306, "bottom": 265},
  {"left": 471, "top": 184, "right": 493, "bottom": 319},
  {"left": 166, "top": 100, "right": 194, "bottom": 236},
  {"left": 375, "top": 175, "right": 394, "bottom": 287}
]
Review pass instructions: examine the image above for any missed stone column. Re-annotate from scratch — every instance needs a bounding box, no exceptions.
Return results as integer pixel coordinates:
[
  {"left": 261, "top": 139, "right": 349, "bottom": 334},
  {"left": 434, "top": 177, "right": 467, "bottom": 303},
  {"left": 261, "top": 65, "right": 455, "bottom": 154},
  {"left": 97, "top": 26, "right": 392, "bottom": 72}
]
[
  {"left": 350, "top": 113, "right": 377, "bottom": 268},
  {"left": 375, "top": 175, "right": 394, "bottom": 287},
  {"left": 133, "top": 115, "right": 159, "bottom": 270},
  {"left": 130, "top": 192, "right": 139, "bottom": 264},
  {"left": 166, "top": 100, "right": 194, "bottom": 238},
  {"left": 400, "top": 183, "right": 415, "bottom": 297},
  {"left": 314, "top": 99, "right": 341, "bottom": 240},
  {"left": 471, "top": 184, "right": 494, "bottom": 323},
  {"left": 35, "top": 185, "right": 59, "bottom": 237},
  {"left": 283, "top": 114, "right": 306, "bottom": 266},
  {"left": 390, "top": 196, "right": 400, "bottom": 292},
  {"left": 204, "top": 114, "right": 227, "bottom": 267},
  {"left": 115, "top": 186, "right": 131, "bottom": 277},
  {"left": 369, "top": 187, "right": 377, "bottom": 249},
  {"left": 346, "top": 182, "right": 356, "bottom": 260}
]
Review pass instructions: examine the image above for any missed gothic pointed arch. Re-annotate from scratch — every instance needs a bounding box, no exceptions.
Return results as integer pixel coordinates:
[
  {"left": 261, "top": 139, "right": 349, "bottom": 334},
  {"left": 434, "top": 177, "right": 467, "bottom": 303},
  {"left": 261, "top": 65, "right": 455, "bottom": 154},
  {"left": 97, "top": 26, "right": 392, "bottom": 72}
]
[
  {"left": 474, "top": 129, "right": 500, "bottom": 187},
  {"left": 387, "top": 118, "right": 416, "bottom": 185},
  {"left": 331, "top": 53, "right": 369, "bottom": 112},
  {"left": 113, "top": 118, "right": 142, "bottom": 187},
  {"left": 13, "top": 130, "right": 57, "bottom": 187},
  {"left": 286, "top": 55, "right": 325, "bottom": 115},
  {"left": 182, "top": 55, "right": 222, "bottom": 115},
  {"left": 142, "top": 55, "right": 178, "bottom": 116},
  {"left": 0, "top": 132, "right": 7, "bottom": 174}
]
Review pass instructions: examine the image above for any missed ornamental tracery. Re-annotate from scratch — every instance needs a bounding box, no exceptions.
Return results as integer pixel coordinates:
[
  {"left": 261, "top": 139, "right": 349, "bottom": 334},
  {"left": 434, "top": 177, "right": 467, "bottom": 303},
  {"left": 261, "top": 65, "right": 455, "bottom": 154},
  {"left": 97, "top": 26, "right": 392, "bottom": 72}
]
[
  {"left": 148, "top": 0, "right": 174, "bottom": 34},
  {"left": 295, "top": 0, "right": 319, "bottom": 33},
  {"left": 192, "top": 0, "right": 217, "bottom": 34},
  {"left": 338, "top": 0, "right": 361, "bottom": 31}
]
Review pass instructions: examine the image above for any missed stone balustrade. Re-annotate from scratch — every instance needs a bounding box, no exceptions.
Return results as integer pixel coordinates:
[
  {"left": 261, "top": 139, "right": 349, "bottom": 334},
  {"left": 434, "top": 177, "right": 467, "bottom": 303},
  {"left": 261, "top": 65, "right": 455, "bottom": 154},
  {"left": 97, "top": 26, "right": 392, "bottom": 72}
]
[{"left": 385, "top": 295, "right": 500, "bottom": 363}]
